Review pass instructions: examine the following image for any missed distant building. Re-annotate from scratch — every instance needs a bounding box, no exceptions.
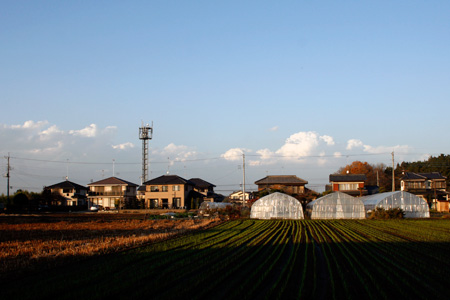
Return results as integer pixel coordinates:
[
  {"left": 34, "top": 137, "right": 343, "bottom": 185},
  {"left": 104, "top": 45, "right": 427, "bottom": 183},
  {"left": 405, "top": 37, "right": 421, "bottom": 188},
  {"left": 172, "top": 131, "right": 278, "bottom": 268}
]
[
  {"left": 44, "top": 180, "right": 88, "bottom": 206},
  {"left": 254, "top": 175, "right": 308, "bottom": 195},
  {"left": 142, "top": 175, "right": 221, "bottom": 209},
  {"left": 88, "top": 177, "right": 138, "bottom": 209},
  {"left": 400, "top": 172, "right": 448, "bottom": 211},
  {"left": 229, "top": 190, "right": 253, "bottom": 203},
  {"left": 329, "top": 174, "right": 367, "bottom": 197}
]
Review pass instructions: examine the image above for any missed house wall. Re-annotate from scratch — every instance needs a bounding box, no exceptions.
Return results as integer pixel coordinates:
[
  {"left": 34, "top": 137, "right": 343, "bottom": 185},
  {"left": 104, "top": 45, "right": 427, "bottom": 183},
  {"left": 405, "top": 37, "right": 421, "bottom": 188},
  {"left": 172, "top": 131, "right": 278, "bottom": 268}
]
[
  {"left": 51, "top": 187, "right": 87, "bottom": 206},
  {"left": 332, "top": 182, "right": 364, "bottom": 192},
  {"left": 88, "top": 185, "right": 137, "bottom": 209},
  {"left": 144, "top": 184, "right": 192, "bottom": 208},
  {"left": 257, "top": 184, "right": 305, "bottom": 194}
]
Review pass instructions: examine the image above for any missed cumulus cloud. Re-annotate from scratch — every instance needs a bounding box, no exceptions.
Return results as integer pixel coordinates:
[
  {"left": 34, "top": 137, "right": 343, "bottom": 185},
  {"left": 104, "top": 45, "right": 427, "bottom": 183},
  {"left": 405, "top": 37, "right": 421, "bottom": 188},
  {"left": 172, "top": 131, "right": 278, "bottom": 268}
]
[
  {"left": 152, "top": 143, "right": 199, "bottom": 162},
  {"left": 10, "top": 120, "right": 49, "bottom": 129},
  {"left": 221, "top": 131, "right": 337, "bottom": 166},
  {"left": 346, "top": 139, "right": 364, "bottom": 150},
  {"left": 220, "top": 148, "right": 247, "bottom": 161},
  {"left": 276, "top": 131, "right": 320, "bottom": 158},
  {"left": 112, "top": 142, "right": 135, "bottom": 150},
  {"left": 69, "top": 124, "right": 98, "bottom": 137},
  {"left": 320, "top": 135, "right": 335, "bottom": 146}
]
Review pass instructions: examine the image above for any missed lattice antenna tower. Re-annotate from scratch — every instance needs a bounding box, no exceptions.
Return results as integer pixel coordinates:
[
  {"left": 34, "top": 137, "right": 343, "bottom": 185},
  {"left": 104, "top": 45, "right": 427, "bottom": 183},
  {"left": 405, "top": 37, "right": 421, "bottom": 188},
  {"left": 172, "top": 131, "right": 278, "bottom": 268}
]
[{"left": 139, "top": 122, "right": 153, "bottom": 184}]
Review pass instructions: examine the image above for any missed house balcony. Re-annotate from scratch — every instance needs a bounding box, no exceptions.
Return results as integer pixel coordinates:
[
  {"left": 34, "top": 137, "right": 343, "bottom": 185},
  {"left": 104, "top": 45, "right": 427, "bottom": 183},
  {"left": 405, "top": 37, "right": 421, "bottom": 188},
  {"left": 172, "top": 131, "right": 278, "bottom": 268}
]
[{"left": 88, "top": 192, "right": 133, "bottom": 197}]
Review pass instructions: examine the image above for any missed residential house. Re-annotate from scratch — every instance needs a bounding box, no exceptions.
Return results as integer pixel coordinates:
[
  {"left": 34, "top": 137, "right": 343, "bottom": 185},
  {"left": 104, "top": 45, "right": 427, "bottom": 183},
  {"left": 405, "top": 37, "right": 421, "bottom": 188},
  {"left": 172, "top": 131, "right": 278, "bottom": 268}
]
[
  {"left": 143, "top": 175, "right": 222, "bottom": 209},
  {"left": 254, "top": 175, "right": 308, "bottom": 195},
  {"left": 44, "top": 180, "right": 88, "bottom": 206},
  {"left": 328, "top": 174, "right": 367, "bottom": 197},
  {"left": 189, "top": 178, "right": 224, "bottom": 202},
  {"left": 87, "top": 177, "right": 138, "bottom": 209},
  {"left": 229, "top": 190, "right": 252, "bottom": 203},
  {"left": 143, "top": 175, "right": 195, "bottom": 209},
  {"left": 401, "top": 172, "right": 448, "bottom": 211}
]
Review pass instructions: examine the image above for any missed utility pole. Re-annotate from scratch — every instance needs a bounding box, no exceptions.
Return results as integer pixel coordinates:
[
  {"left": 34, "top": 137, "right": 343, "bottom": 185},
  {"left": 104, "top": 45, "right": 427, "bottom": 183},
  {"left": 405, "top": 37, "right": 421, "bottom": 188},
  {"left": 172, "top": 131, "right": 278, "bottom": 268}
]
[
  {"left": 392, "top": 151, "right": 395, "bottom": 192},
  {"left": 242, "top": 153, "right": 246, "bottom": 206},
  {"left": 5, "top": 153, "right": 11, "bottom": 205}
]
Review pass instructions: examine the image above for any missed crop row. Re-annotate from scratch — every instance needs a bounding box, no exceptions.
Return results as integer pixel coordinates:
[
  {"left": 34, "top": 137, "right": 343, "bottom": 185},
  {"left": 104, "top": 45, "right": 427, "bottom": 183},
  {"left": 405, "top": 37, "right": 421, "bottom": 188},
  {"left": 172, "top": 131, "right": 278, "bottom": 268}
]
[{"left": 4, "top": 219, "right": 450, "bottom": 300}]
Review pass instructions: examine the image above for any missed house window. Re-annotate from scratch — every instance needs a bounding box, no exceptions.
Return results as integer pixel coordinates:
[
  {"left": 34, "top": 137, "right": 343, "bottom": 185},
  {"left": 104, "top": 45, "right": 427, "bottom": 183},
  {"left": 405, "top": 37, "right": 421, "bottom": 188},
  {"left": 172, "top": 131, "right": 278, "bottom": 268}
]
[
  {"left": 149, "top": 199, "right": 158, "bottom": 208},
  {"left": 173, "top": 185, "right": 180, "bottom": 191},
  {"left": 63, "top": 188, "right": 71, "bottom": 194},
  {"left": 338, "top": 183, "right": 359, "bottom": 191},
  {"left": 172, "top": 198, "right": 181, "bottom": 208},
  {"left": 150, "top": 186, "right": 159, "bottom": 192},
  {"left": 162, "top": 186, "right": 169, "bottom": 192}
]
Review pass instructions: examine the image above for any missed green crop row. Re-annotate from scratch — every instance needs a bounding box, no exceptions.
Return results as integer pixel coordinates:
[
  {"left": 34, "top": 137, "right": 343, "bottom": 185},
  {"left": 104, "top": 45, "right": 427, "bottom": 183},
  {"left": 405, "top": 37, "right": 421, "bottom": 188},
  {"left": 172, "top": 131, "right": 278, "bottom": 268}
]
[{"left": 4, "top": 219, "right": 450, "bottom": 300}]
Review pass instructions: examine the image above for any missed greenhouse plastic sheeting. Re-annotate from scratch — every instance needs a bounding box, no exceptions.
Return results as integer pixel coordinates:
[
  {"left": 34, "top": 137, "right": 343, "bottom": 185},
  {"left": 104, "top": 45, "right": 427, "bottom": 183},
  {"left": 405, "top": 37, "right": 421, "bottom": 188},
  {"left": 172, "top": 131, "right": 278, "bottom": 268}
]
[
  {"left": 360, "top": 191, "right": 430, "bottom": 218},
  {"left": 199, "top": 202, "right": 232, "bottom": 210},
  {"left": 250, "top": 192, "right": 304, "bottom": 220},
  {"left": 306, "top": 192, "right": 365, "bottom": 219}
]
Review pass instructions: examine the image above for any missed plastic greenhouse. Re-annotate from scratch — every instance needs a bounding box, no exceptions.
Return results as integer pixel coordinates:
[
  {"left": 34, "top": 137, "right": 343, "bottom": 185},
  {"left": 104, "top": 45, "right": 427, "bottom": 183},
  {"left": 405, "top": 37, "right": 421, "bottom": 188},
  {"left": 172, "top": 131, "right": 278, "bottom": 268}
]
[
  {"left": 305, "top": 192, "right": 365, "bottom": 219},
  {"left": 250, "top": 192, "right": 304, "bottom": 220},
  {"left": 361, "top": 191, "right": 430, "bottom": 218},
  {"left": 199, "top": 202, "right": 232, "bottom": 210}
]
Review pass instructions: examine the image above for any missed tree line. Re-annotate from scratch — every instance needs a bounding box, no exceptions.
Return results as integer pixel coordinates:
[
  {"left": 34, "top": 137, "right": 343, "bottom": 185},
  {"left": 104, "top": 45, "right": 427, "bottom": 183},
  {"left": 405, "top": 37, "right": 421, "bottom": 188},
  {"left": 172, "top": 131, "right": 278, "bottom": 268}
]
[{"left": 335, "top": 154, "right": 450, "bottom": 192}]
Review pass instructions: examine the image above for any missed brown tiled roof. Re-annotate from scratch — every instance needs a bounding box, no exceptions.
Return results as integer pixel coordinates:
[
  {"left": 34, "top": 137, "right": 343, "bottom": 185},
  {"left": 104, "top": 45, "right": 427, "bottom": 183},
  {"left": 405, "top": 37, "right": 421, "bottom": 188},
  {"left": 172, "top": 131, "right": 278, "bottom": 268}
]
[
  {"left": 255, "top": 175, "right": 308, "bottom": 185},
  {"left": 88, "top": 177, "right": 138, "bottom": 187}
]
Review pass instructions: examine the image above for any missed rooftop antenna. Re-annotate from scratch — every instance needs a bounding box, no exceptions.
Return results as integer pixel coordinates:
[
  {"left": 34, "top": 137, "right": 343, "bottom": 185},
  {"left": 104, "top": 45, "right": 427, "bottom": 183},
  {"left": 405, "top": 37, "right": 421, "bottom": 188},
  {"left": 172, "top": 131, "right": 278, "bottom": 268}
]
[{"left": 139, "top": 121, "right": 153, "bottom": 184}]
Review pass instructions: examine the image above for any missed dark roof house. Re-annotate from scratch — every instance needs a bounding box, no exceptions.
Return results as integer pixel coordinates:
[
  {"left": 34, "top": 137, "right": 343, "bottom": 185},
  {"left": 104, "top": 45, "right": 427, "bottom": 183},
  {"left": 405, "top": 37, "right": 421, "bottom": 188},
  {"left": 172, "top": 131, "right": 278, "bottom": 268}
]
[{"left": 255, "top": 175, "right": 309, "bottom": 196}]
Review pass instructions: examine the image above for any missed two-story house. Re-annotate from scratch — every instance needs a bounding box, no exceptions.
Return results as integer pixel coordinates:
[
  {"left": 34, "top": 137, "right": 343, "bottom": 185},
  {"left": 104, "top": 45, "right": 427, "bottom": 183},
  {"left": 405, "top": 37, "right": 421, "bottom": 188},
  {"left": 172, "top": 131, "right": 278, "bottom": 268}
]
[
  {"left": 143, "top": 175, "right": 195, "bottom": 209},
  {"left": 189, "top": 178, "right": 224, "bottom": 202},
  {"left": 254, "top": 175, "right": 308, "bottom": 195},
  {"left": 143, "top": 175, "right": 222, "bottom": 209},
  {"left": 401, "top": 172, "right": 448, "bottom": 211},
  {"left": 87, "top": 177, "right": 138, "bottom": 209},
  {"left": 328, "top": 174, "right": 367, "bottom": 196},
  {"left": 44, "top": 180, "right": 88, "bottom": 206}
]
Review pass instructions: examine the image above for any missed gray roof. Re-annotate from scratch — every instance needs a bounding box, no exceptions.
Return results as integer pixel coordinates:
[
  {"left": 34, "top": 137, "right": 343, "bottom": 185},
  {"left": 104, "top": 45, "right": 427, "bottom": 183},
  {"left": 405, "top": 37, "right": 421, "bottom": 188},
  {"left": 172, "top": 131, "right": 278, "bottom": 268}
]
[
  {"left": 88, "top": 177, "right": 138, "bottom": 187},
  {"left": 401, "top": 172, "right": 446, "bottom": 181},
  {"left": 45, "top": 180, "right": 87, "bottom": 191},
  {"left": 329, "top": 174, "right": 367, "bottom": 182},
  {"left": 143, "top": 175, "right": 194, "bottom": 186},
  {"left": 255, "top": 175, "right": 308, "bottom": 185},
  {"left": 189, "top": 178, "right": 216, "bottom": 188}
]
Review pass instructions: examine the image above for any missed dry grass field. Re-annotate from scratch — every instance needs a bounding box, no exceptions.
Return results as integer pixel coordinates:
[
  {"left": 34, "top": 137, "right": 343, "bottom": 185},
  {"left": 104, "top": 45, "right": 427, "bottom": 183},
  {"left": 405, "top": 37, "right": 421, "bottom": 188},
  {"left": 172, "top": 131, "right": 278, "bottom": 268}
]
[{"left": 0, "top": 213, "right": 220, "bottom": 280}]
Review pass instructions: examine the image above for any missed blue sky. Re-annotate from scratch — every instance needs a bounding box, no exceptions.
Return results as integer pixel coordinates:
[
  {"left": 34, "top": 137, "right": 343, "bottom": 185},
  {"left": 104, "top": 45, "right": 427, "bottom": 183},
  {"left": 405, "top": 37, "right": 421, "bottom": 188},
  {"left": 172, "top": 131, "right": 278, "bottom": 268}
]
[{"left": 1, "top": 1, "right": 449, "bottom": 194}]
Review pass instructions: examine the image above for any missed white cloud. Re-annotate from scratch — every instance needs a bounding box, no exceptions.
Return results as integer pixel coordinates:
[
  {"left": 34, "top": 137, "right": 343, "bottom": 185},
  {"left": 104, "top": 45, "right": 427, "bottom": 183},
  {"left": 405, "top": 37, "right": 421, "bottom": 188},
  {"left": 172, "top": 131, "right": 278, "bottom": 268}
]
[
  {"left": 151, "top": 143, "right": 198, "bottom": 162},
  {"left": 320, "top": 135, "right": 335, "bottom": 146},
  {"left": 221, "top": 131, "right": 337, "bottom": 166},
  {"left": 363, "top": 144, "right": 411, "bottom": 155},
  {"left": 69, "top": 124, "right": 98, "bottom": 137},
  {"left": 112, "top": 142, "right": 135, "bottom": 150},
  {"left": 276, "top": 131, "right": 320, "bottom": 158},
  {"left": 318, "top": 152, "right": 327, "bottom": 166},
  {"left": 269, "top": 126, "right": 279, "bottom": 132},
  {"left": 10, "top": 120, "right": 49, "bottom": 130},
  {"left": 346, "top": 139, "right": 364, "bottom": 150},
  {"left": 221, "top": 148, "right": 250, "bottom": 161}
]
